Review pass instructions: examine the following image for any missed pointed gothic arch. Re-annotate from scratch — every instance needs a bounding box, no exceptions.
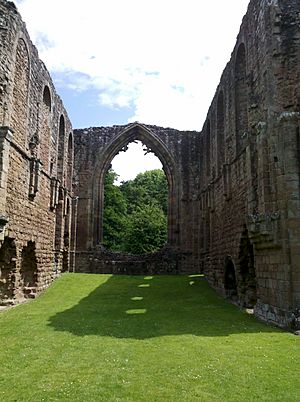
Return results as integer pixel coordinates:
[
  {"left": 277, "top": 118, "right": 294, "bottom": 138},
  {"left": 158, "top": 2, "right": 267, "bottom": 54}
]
[
  {"left": 11, "top": 37, "right": 30, "bottom": 149},
  {"left": 66, "top": 132, "right": 73, "bottom": 190},
  {"left": 57, "top": 114, "right": 65, "bottom": 183},
  {"left": 89, "top": 123, "right": 179, "bottom": 250},
  {"left": 216, "top": 91, "right": 225, "bottom": 173},
  {"left": 234, "top": 43, "right": 248, "bottom": 155},
  {"left": 39, "top": 85, "right": 52, "bottom": 171},
  {"left": 205, "top": 119, "right": 211, "bottom": 183}
]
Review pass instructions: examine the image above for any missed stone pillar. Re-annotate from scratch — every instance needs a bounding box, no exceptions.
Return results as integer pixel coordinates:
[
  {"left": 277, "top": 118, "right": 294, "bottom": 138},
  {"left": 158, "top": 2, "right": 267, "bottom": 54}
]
[
  {"left": 279, "top": 112, "right": 300, "bottom": 327},
  {"left": 70, "top": 196, "right": 78, "bottom": 272},
  {"left": 0, "top": 126, "right": 13, "bottom": 240},
  {"left": 54, "top": 187, "right": 65, "bottom": 252}
]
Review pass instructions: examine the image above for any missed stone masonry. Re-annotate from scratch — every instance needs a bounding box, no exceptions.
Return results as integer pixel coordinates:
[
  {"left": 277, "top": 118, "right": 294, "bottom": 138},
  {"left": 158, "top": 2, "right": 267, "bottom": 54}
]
[
  {"left": 1, "top": 0, "right": 300, "bottom": 331},
  {"left": 0, "top": 0, "right": 74, "bottom": 304}
]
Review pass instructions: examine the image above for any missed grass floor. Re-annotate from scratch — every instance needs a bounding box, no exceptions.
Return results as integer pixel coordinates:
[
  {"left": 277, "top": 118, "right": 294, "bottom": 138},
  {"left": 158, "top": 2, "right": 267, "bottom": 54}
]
[{"left": 0, "top": 274, "right": 300, "bottom": 402}]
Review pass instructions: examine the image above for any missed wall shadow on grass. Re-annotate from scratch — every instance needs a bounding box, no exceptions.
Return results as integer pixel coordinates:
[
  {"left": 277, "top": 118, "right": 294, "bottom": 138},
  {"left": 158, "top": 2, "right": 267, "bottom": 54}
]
[{"left": 48, "top": 275, "right": 278, "bottom": 339}]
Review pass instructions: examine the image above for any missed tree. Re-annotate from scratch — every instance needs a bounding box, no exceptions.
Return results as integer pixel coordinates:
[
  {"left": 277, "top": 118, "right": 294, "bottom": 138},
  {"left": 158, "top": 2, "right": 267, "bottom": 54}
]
[
  {"left": 121, "top": 169, "right": 168, "bottom": 214},
  {"left": 103, "top": 168, "right": 168, "bottom": 254},
  {"left": 102, "top": 169, "right": 127, "bottom": 251},
  {"left": 122, "top": 205, "right": 167, "bottom": 254}
]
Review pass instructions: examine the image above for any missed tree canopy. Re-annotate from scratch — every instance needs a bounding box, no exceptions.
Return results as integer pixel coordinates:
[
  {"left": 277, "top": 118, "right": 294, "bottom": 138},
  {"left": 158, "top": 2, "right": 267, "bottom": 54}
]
[
  {"left": 103, "top": 168, "right": 168, "bottom": 254},
  {"left": 102, "top": 170, "right": 127, "bottom": 251}
]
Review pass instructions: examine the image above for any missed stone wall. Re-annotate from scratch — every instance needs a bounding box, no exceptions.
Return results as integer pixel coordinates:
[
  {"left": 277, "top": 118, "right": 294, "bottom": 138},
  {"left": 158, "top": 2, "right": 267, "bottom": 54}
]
[
  {"left": 75, "top": 247, "right": 181, "bottom": 275},
  {"left": 197, "top": 0, "right": 300, "bottom": 329},
  {"left": 73, "top": 0, "right": 300, "bottom": 330},
  {"left": 1, "top": 0, "right": 300, "bottom": 331},
  {"left": 0, "top": 0, "right": 74, "bottom": 305},
  {"left": 73, "top": 122, "right": 200, "bottom": 273}
]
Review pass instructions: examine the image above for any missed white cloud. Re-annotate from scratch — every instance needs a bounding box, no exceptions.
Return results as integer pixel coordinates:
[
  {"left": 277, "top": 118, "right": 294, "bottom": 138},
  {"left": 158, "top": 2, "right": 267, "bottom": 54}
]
[
  {"left": 111, "top": 141, "right": 162, "bottom": 183},
  {"left": 16, "top": 0, "right": 250, "bottom": 131}
]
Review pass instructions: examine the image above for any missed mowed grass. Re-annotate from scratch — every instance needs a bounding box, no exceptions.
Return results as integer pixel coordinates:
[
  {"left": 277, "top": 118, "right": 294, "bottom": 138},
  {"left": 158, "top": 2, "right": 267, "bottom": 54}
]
[{"left": 0, "top": 274, "right": 300, "bottom": 402}]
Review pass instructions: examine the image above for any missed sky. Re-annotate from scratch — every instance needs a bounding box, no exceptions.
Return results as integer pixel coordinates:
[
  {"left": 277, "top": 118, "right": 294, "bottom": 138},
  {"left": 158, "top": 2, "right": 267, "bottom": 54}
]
[{"left": 15, "top": 0, "right": 250, "bottom": 181}]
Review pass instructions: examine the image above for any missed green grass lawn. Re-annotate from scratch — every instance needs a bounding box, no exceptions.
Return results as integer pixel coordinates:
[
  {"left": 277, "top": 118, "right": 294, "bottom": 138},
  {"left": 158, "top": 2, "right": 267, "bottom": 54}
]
[{"left": 0, "top": 274, "right": 299, "bottom": 402}]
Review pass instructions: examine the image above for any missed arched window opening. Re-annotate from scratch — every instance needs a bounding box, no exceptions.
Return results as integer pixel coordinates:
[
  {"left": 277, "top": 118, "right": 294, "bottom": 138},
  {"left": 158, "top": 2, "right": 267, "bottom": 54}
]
[
  {"left": 57, "top": 115, "right": 65, "bottom": 183},
  {"left": 40, "top": 86, "right": 52, "bottom": 171},
  {"left": 205, "top": 198, "right": 211, "bottom": 252},
  {"left": 20, "top": 241, "right": 38, "bottom": 299},
  {"left": 43, "top": 86, "right": 51, "bottom": 110},
  {"left": 205, "top": 120, "right": 211, "bottom": 184},
  {"left": 224, "top": 258, "right": 238, "bottom": 302},
  {"left": 62, "top": 198, "right": 71, "bottom": 272},
  {"left": 199, "top": 136, "right": 204, "bottom": 188},
  {"left": 238, "top": 227, "right": 257, "bottom": 308},
  {"left": 216, "top": 91, "right": 225, "bottom": 173},
  {"left": 54, "top": 187, "right": 65, "bottom": 252},
  {"left": 84, "top": 124, "right": 178, "bottom": 254},
  {"left": 66, "top": 133, "right": 73, "bottom": 190},
  {"left": 235, "top": 43, "right": 248, "bottom": 155},
  {"left": 0, "top": 237, "right": 17, "bottom": 304},
  {"left": 102, "top": 140, "right": 168, "bottom": 254},
  {"left": 11, "top": 38, "right": 30, "bottom": 149}
]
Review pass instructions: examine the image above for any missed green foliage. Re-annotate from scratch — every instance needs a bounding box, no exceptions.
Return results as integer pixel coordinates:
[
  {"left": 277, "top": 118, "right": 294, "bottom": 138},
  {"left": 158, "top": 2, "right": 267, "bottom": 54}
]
[
  {"left": 103, "top": 169, "right": 127, "bottom": 251},
  {"left": 0, "top": 273, "right": 299, "bottom": 402},
  {"left": 103, "top": 168, "right": 168, "bottom": 254},
  {"left": 121, "top": 169, "right": 168, "bottom": 214},
  {"left": 122, "top": 205, "right": 167, "bottom": 254}
]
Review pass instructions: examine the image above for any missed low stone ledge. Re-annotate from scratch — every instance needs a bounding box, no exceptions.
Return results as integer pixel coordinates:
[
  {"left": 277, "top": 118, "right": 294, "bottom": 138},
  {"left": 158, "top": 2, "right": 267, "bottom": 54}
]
[{"left": 74, "top": 246, "right": 183, "bottom": 275}]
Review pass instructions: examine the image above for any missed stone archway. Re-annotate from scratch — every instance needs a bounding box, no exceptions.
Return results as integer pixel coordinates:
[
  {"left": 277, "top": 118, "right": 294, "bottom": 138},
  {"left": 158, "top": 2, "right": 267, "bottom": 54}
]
[
  {"left": 238, "top": 227, "right": 257, "bottom": 308},
  {"left": 20, "top": 241, "right": 38, "bottom": 299},
  {"left": 73, "top": 123, "right": 182, "bottom": 273},
  {"left": 90, "top": 123, "right": 179, "bottom": 250},
  {"left": 224, "top": 257, "right": 238, "bottom": 302},
  {"left": 0, "top": 237, "right": 17, "bottom": 304},
  {"left": 62, "top": 197, "right": 71, "bottom": 272}
]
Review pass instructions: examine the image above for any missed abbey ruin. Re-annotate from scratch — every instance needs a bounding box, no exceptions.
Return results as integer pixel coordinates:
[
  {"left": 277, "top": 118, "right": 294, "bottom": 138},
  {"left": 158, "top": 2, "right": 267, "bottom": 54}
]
[{"left": 0, "top": 0, "right": 300, "bottom": 331}]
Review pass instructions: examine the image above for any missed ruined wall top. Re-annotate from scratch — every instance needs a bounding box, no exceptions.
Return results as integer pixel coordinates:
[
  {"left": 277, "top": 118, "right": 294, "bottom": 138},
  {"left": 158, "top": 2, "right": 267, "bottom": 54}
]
[
  {"left": 74, "top": 122, "right": 200, "bottom": 175},
  {"left": 203, "top": 0, "right": 300, "bottom": 125},
  {"left": 0, "top": 0, "right": 73, "bottom": 174}
]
